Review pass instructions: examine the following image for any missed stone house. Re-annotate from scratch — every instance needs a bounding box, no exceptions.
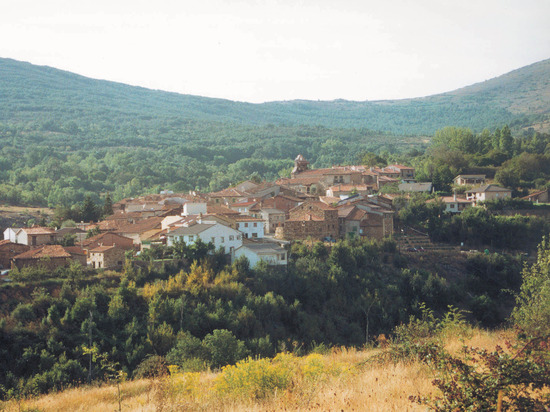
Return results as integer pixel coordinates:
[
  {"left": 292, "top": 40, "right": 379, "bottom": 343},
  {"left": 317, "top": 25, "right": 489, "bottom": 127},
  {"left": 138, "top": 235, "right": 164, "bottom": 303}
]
[
  {"left": 260, "top": 208, "right": 286, "bottom": 234},
  {"left": 522, "top": 189, "right": 550, "bottom": 203},
  {"left": 88, "top": 245, "right": 126, "bottom": 269},
  {"left": 114, "top": 217, "right": 164, "bottom": 246},
  {"left": 82, "top": 232, "right": 135, "bottom": 252},
  {"left": 281, "top": 201, "right": 339, "bottom": 241},
  {"left": 0, "top": 240, "right": 30, "bottom": 269},
  {"left": 12, "top": 245, "right": 83, "bottom": 270}
]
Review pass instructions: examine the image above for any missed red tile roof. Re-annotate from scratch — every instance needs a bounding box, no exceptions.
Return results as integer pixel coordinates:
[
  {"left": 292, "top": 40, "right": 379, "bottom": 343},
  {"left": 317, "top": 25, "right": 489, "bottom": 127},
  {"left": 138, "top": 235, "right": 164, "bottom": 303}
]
[{"left": 14, "top": 245, "right": 72, "bottom": 260}]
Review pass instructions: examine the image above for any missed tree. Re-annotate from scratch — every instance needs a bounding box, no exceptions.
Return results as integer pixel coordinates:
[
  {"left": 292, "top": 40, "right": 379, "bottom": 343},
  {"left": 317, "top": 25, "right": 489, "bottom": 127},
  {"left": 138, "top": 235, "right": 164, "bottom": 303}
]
[
  {"left": 103, "top": 193, "right": 113, "bottom": 217},
  {"left": 499, "top": 125, "right": 514, "bottom": 155},
  {"left": 81, "top": 195, "right": 99, "bottom": 222},
  {"left": 202, "top": 329, "right": 248, "bottom": 369},
  {"left": 361, "top": 152, "right": 386, "bottom": 167},
  {"left": 511, "top": 237, "right": 550, "bottom": 336}
]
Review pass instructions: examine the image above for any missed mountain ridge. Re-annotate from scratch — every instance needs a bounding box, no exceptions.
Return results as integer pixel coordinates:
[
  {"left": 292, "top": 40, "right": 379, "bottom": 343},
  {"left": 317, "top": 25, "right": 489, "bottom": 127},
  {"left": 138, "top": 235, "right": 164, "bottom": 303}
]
[{"left": 1, "top": 56, "right": 549, "bottom": 134}]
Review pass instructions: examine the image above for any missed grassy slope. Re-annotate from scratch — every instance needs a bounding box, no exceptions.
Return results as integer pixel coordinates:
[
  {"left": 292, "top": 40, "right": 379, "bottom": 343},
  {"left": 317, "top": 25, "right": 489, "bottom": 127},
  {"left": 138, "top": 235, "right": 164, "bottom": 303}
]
[
  {"left": 1, "top": 57, "right": 549, "bottom": 134},
  {"left": 7, "top": 329, "right": 511, "bottom": 411}
]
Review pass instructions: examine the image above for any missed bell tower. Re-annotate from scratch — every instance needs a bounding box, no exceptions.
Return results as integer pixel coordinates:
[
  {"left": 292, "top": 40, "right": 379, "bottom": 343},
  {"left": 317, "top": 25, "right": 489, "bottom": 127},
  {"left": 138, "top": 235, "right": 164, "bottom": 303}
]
[{"left": 291, "top": 154, "right": 309, "bottom": 177}]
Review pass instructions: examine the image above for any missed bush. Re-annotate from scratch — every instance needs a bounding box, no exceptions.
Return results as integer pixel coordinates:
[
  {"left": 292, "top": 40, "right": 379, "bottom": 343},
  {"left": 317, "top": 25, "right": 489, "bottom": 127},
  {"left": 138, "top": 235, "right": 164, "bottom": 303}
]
[
  {"left": 203, "top": 329, "right": 248, "bottom": 369},
  {"left": 133, "top": 355, "right": 168, "bottom": 379},
  {"left": 411, "top": 338, "right": 550, "bottom": 411}
]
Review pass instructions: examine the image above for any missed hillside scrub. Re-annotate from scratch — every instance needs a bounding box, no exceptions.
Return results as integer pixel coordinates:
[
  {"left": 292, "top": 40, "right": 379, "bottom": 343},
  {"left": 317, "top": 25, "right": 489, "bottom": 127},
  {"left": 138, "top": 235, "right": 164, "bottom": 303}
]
[
  {"left": 4, "top": 329, "right": 511, "bottom": 412},
  {"left": 0, "top": 238, "right": 524, "bottom": 399}
]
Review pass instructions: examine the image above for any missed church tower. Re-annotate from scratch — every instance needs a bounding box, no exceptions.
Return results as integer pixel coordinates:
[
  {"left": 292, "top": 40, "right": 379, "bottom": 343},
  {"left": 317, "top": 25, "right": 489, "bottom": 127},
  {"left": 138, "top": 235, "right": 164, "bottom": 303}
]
[{"left": 291, "top": 154, "right": 309, "bottom": 177}]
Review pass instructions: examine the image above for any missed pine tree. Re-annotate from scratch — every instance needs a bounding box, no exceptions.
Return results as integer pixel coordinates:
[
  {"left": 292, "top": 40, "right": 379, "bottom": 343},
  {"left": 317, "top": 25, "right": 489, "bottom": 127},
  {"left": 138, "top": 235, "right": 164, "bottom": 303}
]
[{"left": 103, "top": 193, "right": 113, "bottom": 217}]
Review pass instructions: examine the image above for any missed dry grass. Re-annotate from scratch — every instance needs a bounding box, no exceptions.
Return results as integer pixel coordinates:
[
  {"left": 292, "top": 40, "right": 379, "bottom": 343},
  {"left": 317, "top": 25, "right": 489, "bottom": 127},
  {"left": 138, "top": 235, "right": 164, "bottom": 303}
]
[
  {"left": 4, "top": 329, "right": 510, "bottom": 412},
  {"left": 0, "top": 205, "right": 53, "bottom": 215}
]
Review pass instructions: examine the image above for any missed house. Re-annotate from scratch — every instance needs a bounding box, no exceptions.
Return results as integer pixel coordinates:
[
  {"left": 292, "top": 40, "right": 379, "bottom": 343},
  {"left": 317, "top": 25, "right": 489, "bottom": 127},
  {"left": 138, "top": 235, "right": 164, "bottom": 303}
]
[
  {"left": 280, "top": 201, "right": 339, "bottom": 241},
  {"left": 55, "top": 227, "right": 87, "bottom": 244},
  {"left": 336, "top": 197, "right": 395, "bottom": 239},
  {"left": 82, "top": 232, "right": 135, "bottom": 252},
  {"left": 454, "top": 174, "right": 486, "bottom": 186},
  {"left": 432, "top": 196, "right": 473, "bottom": 214},
  {"left": 338, "top": 206, "right": 367, "bottom": 239},
  {"left": 114, "top": 217, "right": 164, "bottom": 246},
  {"left": 250, "top": 194, "right": 302, "bottom": 216},
  {"left": 522, "top": 189, "right": 550, "bottom": 203},
  {"left": 0, "top": 240, "right": 30, "bottom": 269},
  {"left": 3, "top": 228, "right": 21, "bottom": 244},
  {"left": 398, "top": 182, "right": 433, "bottom": 193},
  {"left": 207, "top": 187, "right": 248, "bottom": 205},
  {"left": 64, "top": 246, "right": 87, "bottom": 266},
  {"left": 88, "top": 245, "right": 126, "bottom": 269},
  {"left": 260, "top": 208, "right": 286, "bottom": 234},
  {"left": 183, "top": 201, "right": 207, "bottom": 216},
  {"left": 166, "top": 222, "right": 243, "bottom": 254},
  {"left": 326, "top": 184, "right": 372, "bottom": 198},
  {"left": 229, "top": 200, "right": 258, "bottom": 215},
  {"left": 11, "top": 245, "right": 84, "bottom": 270},
  {"left": 5, "top": 227, "right": 57, "bottom": 248},
  {"left": 466, "top": 184, "right": 512, "bottom": 203},
  {"left": 234, "top": 216, "right": 265, "bottom": 239},
  {"left": 384, "top": 164, "right": 415, "bottom": 181},
  {"left": 233, "top": 241, "right": 288, "bottom": 267}
]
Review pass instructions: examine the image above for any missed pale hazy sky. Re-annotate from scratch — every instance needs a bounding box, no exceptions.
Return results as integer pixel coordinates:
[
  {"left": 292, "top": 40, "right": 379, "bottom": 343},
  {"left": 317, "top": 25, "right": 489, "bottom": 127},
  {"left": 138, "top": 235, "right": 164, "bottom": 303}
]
[{"left": 1, "top": 0, "right": 549, "bottom": 103}]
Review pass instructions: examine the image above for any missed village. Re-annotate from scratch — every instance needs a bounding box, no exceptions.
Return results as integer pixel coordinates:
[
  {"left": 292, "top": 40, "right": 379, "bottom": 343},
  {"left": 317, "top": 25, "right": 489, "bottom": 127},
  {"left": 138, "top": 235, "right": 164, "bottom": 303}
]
[{"left": 0, "top": 154, "right": 524, "bottom": 273}]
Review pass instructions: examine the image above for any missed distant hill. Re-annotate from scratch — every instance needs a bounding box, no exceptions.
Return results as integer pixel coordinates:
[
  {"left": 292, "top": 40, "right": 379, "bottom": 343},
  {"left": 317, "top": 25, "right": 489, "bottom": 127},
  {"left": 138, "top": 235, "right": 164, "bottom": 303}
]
[{"left": 1, "top": 57, "right": 549, "bottom": 134}]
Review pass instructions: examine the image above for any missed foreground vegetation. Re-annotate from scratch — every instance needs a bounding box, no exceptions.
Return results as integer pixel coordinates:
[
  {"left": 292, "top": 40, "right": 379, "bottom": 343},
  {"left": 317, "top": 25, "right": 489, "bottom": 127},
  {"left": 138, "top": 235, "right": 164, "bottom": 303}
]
[
  {"left": 0, "top": 329, "right": 515, "bottom": 411},
  {"left": 0, "top": 238, "right": 527, "bottom": 399}
]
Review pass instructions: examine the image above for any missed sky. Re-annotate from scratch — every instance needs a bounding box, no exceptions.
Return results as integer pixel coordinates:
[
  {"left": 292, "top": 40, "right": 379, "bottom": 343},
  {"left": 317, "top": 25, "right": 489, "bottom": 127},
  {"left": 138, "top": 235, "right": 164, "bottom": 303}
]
[{"left": 1, "top": 0, "right": 549, "bottom": 103}]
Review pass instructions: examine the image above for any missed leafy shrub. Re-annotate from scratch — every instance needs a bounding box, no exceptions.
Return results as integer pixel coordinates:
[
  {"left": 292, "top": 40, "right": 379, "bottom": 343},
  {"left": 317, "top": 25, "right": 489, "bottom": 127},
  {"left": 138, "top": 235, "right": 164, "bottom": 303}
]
[
  {"left": 133, "top": 355, "right": 168, "bottom": 379},
  {"left": 410, "top": 337, "right": 550, "bottom": 411},
  {"left": 215, "top": 354, "right": 294, "bottom": 399}
]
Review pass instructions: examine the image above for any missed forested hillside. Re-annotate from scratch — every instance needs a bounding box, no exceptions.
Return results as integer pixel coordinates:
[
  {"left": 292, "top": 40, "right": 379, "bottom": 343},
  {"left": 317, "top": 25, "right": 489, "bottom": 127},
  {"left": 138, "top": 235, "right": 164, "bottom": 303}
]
[{"left": 1, "top": 57, "right": 549, "bottom": 134}]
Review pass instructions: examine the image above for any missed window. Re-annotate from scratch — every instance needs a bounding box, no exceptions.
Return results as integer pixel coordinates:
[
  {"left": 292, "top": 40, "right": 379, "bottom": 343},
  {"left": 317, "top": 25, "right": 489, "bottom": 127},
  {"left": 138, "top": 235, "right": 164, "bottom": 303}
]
[
  {"left": 229, "top": 235, "right": 234, "bottom": 241},
  {"left": 237, "top": 235, "right": 241, "bottom": 240},
  {"left": 188, "top": 235, "right": 194, "bottom": 241},
  {"left": 253, "top": 222, "right": 257, "bottom": 227},
  {"left": 252, "top": 233, "right": 257, "bottom": 238},
  {"left": 221, "top": 237, "right": 225, "bottom": 243},
  {"left": 211, "top": 237, "right": 216, "bottom": 243},
  {"left": 244, "top": 223, "right": 248, "bottom": 228},
  {"left": 280, "top": 254, "right": 286, "bottom": 260}
]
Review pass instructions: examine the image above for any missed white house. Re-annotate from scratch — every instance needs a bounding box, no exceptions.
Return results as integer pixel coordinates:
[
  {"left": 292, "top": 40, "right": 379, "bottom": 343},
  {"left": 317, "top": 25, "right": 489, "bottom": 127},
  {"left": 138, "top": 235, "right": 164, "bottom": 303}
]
[
  {"left": 466, "top": 184, "right": 512, "bottom": 203},
  {"left": 183, "top": 202, "right": 207, "bottom": 216},
  {"left": 434, "top": 196, "right": 473, "bottom": 213},
  {"left": 3, "top": 228, "right": 22, "bottom": 243},
  {"left": 166, "top": 222, "right": 243, "bottom": 254},
  {"left": 233, "top": 242, "right": 287, "bottom": 267},
  {"left": 234, "top": 216, "right": 265, "bottom": 239},
  {"left": 4, "top": 227, "right": 57, "bottom": 247}
]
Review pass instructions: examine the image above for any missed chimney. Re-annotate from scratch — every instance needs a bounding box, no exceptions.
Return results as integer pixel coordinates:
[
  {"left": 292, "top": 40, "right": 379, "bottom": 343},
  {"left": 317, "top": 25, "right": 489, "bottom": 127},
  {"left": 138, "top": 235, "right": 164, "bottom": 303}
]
[{"left": 453, "top": 189, "right": 457, "bottom": 202}]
